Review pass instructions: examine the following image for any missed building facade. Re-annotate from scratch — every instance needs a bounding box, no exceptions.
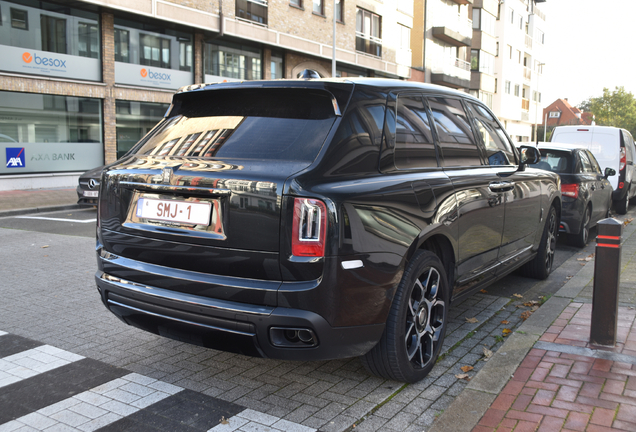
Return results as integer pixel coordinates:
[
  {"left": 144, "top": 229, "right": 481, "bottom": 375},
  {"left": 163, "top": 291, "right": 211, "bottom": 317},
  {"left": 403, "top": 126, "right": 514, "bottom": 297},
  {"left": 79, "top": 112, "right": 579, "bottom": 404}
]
[
  {"left": 491, "top": 0, "right": 546, "bottom": 143},
  {"left": 0, "top": 0, "right": 414, "bottom": 190}
]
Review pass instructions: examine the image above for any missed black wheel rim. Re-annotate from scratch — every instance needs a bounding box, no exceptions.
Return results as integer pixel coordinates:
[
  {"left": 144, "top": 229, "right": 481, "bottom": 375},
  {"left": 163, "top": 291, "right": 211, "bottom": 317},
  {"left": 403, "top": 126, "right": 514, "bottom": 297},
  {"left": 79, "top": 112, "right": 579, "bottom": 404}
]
[
  {"left": 545, "top": 211, "right": 557, "bottom": 272},
  {"left": 404, "top": 267, "right": 445, "bottom": 370}
]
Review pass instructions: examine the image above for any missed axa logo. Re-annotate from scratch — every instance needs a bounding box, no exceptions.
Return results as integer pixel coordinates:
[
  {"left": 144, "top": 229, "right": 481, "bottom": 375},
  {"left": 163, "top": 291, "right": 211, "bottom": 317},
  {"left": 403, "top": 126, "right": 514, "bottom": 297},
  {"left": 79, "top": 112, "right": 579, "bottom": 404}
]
[
  {"left": 141, "top": 68, "right": 171, "bottom": 82},
  {"left": 22, "top": 51, "right": 67, "bottom": 68},
  {"left": 6, "top": 147, "right": 25, "bottom": 168}
]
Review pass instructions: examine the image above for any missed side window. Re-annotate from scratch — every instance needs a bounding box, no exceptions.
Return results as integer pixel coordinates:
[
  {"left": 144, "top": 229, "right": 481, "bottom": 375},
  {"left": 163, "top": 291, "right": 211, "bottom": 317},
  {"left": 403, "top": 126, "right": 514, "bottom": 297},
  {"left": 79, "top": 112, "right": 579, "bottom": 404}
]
[
  {"left": 466, "top": 102, "right": 515, "bottom": 166},
  {"left": 427, "top": 97, "right": 482, "bottom": 167},
  {"left": 579, "top": 150, "right": 593, "bottom": 173},
  {"left": 395, "top": 94, "right": 437, "bottom": 169},
  {"left": 586, "top": 150, "right": 602, "bottom": 174}
]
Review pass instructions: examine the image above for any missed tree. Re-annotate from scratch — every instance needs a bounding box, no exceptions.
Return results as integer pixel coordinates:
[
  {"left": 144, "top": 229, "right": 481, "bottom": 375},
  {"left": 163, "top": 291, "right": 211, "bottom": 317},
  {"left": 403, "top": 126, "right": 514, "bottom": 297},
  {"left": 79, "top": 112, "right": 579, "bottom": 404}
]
[{"left": 578, "top": 87, "right": 636, "bottom": 137}]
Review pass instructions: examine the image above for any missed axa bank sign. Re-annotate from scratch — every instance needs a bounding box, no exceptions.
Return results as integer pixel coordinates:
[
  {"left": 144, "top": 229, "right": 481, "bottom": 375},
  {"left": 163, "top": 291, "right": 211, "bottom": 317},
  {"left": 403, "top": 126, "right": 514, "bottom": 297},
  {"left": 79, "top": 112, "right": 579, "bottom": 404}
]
[
  {"left": 0, "top": 45, "right": 100, "bottom": 81},
  {"left": 115, "top": 62, "right": 192, "bottom": 90}
]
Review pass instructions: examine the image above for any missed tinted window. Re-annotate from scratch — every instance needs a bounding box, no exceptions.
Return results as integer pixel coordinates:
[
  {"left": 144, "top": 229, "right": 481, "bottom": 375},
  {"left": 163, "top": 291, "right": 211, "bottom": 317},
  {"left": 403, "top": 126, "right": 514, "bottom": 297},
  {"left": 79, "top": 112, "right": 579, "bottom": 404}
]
[
  {"left": 427, "top": 97, "right": 482, "bottom": 167},
  {"left": 135, "top": 89, "right": 337, "bottom": 162},
  {"left": 395, "top": 94, "right": 437, "bottom": 169},
  {"left": 579, "top": 150, "right": 593, "bottom": 173},
  {"left": 529, "top": 149, "right": 572, "bottom": 173},
  {"left": 586, "top": 150, "right": 602, "bottom": 174},
  {"left": 466, "top": 102, "right": 515, "bottom": 166}
]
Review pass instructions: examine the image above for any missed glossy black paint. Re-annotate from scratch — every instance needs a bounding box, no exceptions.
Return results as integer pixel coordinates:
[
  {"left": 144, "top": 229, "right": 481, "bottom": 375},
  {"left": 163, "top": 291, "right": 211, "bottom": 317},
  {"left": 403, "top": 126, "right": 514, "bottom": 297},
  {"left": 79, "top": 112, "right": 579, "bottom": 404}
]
[
  {"left": 76, "top": 165, "right": 104, "bottom": 206},
  {"left": 95, "top": 78, "right": 561, "bottom": 361}
]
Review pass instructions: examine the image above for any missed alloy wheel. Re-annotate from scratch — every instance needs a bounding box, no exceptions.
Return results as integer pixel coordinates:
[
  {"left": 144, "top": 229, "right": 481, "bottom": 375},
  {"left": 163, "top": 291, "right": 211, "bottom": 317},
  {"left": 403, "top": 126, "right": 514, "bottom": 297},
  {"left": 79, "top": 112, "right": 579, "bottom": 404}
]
[
  {"left": 404, "top": 267, "right": 445, "bottom": 370},
  {"left": 545, "top": 210, "right": 557, "bottom": 273}
]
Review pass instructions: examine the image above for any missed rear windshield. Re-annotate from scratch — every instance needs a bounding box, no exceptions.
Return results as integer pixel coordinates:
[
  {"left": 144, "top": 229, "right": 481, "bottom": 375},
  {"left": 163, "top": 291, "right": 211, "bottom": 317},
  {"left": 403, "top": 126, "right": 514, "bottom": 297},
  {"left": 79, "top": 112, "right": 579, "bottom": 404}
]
[
  {"left": 134, "top": 88, "right": 337, "bottom": 162},
  {"left": 553, "top": 131, "right": 617, "bottom": 165},
  {"left": 529, "top": 149, "right": 572, "bottom": 173}
]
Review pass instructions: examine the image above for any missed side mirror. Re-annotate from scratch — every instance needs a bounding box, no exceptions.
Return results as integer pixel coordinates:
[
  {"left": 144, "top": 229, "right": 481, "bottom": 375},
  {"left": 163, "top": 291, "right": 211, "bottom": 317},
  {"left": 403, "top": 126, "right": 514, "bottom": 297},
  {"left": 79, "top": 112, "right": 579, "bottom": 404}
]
[
  {"left": 519, "top": 145, "right": 541, "bottom": 166},
  {"left": 604, "top": 167, "right": 616, "bottom": 179}
]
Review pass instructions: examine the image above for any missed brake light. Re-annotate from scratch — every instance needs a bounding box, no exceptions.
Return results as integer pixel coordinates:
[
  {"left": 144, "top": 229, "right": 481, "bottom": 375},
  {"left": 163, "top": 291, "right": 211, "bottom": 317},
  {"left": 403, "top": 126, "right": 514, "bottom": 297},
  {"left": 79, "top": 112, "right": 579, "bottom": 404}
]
[
  {"left": 619, "top": 181, "right": 625, "bottom": 190},
  {"left": 292, "top": 198, "right": 327, "bottom": 257},
  {"left": 620, "top": 147, "right": 626, "bottom": 171},
  {"left": 561, "top": 183, "right": 579, "bottom": 198}
]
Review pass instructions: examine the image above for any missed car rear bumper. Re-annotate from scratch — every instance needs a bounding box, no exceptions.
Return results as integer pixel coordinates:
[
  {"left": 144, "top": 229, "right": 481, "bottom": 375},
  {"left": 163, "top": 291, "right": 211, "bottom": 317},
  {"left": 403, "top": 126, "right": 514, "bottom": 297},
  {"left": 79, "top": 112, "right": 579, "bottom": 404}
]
[{"left": 95, "top": 270, "right": 385, "bottom": 361}]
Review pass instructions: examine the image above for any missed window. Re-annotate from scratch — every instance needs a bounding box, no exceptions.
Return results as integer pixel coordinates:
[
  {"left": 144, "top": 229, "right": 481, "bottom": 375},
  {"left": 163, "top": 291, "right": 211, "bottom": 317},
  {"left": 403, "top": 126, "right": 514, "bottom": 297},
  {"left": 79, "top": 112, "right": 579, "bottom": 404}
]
[
  {"left": 290, "top": 0, "right": 302, "bottom": 7},
  {"left": 519, "top": 16, "right": 523, "bottom": 30},
  {"left": 399, "top": 25, "right": 410, "bottom": 51},
  {"left": 236, "top": 0, "right": 268, "bottom": 25},
  {"left": 514, "top": 84, "right": 520, "bottom": 97},
  {"left": 116, "top": 101, "right": 170, "bottom": 159},
  {"left": 336, "top": 0, "right": 343, "bottom": 22},
  {"left": 313, "top": 0, "right": 324, "bottom": 15},
  {"left": 427, "top": 97, "right": 482, "bottom": 167},
  {"left": 356, "top": 8, "right": 382, "bottom": 57},
  {"left": 467, "top": 102, "right": 515, "bottom": 166},
  {"left": 473, "top": 8, "right": 496, "bottom": 35},
  {"left": 11, "top": 8, "right": 28, "bottom": 30},
  {"left": 179, "top": 39, "right": 192, "bottom": 71},
  {"left": 496, "top": 42, "right": 499, "bottom": 57},
  {"left": 41, "top": 15, "right": 66, "bottom": 54},
  {"left": 140, "top": 34, "right": 171, "bottom": 68},
  {"left": 509, "top": 8, "right": 514, "bottom": 24},
  {"left": 505, "top": 81, "right": 511, "bottom": 94},
  {"left": 471, "top": 50, "right": 495, "bottom": 75},
  {"left": 271, "top": 55, "right": 283, "bottom": 78},
  {"left": 394, "top": 94, "right": 437, "bottom": 169},
  {"left": 78, "top": 22, "right": 99, "bottom": 59},
  {"left": 579, "top": 150, "right": 593, "bottom": 173},
  {"left": 507, "top": 45, "right": 512, "bottom": 59},
  {"left": 205, "top": 43, "right": 262, "bottom": 80},
  {"left": 517, "top": 49, "right": 521, "bottom": 63},
  {"left": 114, "top": 28, "right": 130, "bottom": 63}
]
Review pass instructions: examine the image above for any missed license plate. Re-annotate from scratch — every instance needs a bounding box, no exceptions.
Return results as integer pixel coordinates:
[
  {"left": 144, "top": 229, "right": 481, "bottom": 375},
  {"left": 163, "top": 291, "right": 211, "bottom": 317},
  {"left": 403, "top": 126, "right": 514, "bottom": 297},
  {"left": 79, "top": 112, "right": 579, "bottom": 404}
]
[
  {"left": 136, "top": 198, "right": 212, "bottom": 226},
  {"left": 83, "top": 191, "right": 98, "bottom": 197}
]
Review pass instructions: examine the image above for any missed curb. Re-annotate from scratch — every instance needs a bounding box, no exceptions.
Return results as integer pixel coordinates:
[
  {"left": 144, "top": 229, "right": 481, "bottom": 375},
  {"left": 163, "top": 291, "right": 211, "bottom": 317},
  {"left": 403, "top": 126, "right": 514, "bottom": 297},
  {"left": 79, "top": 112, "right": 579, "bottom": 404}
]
[
  {"left": 0, "top": 204, "right": 82, "bottom": 218},
  {"left": 430, "top": 216, "right": 636, "bottom": 432}
]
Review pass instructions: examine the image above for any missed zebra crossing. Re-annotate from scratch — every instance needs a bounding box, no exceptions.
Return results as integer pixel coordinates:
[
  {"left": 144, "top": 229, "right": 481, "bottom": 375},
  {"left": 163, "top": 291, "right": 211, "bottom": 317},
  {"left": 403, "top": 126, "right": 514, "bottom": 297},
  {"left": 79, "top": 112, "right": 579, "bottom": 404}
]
[{"left": 0, "top": 331, "right": 318, "bottom": 432}]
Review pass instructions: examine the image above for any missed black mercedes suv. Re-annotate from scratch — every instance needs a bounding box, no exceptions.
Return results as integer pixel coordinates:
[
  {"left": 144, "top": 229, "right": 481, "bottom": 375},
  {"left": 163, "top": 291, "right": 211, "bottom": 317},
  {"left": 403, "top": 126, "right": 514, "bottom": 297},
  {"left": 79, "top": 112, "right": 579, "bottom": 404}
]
[{"left": 95, "top": 76, "right": 561, "bottom": 383}]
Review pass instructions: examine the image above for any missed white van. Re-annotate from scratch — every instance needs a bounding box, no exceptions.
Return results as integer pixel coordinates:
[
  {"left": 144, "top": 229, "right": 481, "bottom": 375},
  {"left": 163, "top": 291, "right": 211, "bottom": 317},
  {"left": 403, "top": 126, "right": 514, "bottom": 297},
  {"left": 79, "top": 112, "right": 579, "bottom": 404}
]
[{"left": 551, "top": 125, "right": 636, "bottom": 214}]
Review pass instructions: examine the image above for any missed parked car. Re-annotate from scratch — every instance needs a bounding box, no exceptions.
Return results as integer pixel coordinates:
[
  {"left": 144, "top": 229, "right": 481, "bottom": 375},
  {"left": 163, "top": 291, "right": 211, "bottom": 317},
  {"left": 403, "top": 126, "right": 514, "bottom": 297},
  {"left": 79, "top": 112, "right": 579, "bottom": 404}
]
[
  {"left": 94, "top": 75, "right": 561, "bottom": 383},
  {"left": 551, "top": 125, "right": 636, "bottom": 214},
  {"left": 76, "top": 165, "right": 104, "bottom": 207},
  {"left": 527, "top": 143, "right": 614, "bottom": 247}
]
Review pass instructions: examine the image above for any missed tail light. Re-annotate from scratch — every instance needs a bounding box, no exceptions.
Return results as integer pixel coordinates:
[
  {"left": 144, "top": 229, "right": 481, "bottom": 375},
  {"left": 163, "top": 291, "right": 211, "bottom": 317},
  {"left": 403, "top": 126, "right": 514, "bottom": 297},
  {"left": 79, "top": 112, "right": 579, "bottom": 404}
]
[
  {"left": 561, "top": 183, "right": 579, "bottom": 199},
  {"left": 620, "top": 147, "right": 626, "bottom": 171},
  {"left": 292, "top": 198, "right": 327, "bottom": 257}
]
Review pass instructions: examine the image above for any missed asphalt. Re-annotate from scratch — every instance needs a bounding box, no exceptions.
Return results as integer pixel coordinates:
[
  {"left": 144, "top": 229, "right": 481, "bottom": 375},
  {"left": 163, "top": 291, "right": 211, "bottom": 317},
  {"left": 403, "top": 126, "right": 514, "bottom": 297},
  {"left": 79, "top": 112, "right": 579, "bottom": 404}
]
[{"left": 2, "top": 187, "right": 636, "bottom": 431}]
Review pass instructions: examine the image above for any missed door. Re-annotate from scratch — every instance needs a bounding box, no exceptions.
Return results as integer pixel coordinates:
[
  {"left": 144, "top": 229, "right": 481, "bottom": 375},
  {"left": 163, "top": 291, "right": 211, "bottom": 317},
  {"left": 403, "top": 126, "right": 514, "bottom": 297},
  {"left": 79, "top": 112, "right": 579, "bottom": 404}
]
[{"left": 426, "top": 96, "right": 505, "bottom": 294}]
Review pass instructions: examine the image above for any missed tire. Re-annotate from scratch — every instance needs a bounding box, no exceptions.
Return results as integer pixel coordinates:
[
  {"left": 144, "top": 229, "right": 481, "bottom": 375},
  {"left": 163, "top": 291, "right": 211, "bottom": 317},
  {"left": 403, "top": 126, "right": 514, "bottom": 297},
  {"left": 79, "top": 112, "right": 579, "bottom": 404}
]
[
  {"left": 569, "top": 206, "right": 591, "bottom": 248},
  {"left": 361, "top": 250, "right": 448, "bottom": 383},
  {"left": 615, "top": 190, "right": 629, "bottom": 215},
  {"left": 521, "top": 206, "right": 557, "bottom": 279}
]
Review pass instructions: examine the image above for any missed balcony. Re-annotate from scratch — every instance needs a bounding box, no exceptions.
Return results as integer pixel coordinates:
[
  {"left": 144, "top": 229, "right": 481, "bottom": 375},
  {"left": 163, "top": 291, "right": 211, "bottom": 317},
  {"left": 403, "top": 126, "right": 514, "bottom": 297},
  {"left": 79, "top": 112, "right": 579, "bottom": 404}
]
[
  {"left": 356, "top": 33, "right": 382, "bottom": 58},
  {"left": 432, "top": 26, "right": 471, "bottom": 47},
  {"left": 525, "top": 34, "right": 533, "bottom": 49},
  {"left": 449, "top": 0, "right": 472, "bottom": 4},
  {"left": 431, "top": 58, "right": 471, "bottom": 89},
  {"left": 432, "top": 13, "right": 472, "bottom": 47},
  {"left": 523, "top": 67, "right": 532, "bottom": 82},
  {"left": 521, "top": 98, "right": 530, "bottom": 111}
]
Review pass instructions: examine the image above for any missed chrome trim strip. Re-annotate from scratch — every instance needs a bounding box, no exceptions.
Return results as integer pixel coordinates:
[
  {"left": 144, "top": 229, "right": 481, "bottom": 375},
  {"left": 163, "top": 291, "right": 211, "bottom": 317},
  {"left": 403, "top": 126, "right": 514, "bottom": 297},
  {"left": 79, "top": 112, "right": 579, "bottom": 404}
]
[
  {"left": 341, "top": 260, "right": 364, "bottom": 270},
  {"left": 458, "top": 245, "right": 533, "bottom": 284},
  {"left": 98, "top": 272, "right": 275, "bottom": 316},
  {"left": 120, "top": 181, "right": 231, "bottom": 196},
  {"left": 107, "top": 300, "right": 256, "bottom": 336}
]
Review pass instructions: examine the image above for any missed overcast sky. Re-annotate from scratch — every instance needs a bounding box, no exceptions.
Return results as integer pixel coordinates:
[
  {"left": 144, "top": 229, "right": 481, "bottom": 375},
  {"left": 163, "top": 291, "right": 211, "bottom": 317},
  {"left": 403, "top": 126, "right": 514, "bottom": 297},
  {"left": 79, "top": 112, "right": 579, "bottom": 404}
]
[{"left": 540, "top": 0, "right": 636, "bottom": 109}]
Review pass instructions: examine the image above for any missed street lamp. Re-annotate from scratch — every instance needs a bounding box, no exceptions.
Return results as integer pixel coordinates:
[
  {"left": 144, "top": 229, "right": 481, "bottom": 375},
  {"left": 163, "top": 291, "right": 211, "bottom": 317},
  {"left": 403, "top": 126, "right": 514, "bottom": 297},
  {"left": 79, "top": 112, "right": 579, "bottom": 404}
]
[{"left": 534, "top": 62, "right": 545, "bottom": 144}]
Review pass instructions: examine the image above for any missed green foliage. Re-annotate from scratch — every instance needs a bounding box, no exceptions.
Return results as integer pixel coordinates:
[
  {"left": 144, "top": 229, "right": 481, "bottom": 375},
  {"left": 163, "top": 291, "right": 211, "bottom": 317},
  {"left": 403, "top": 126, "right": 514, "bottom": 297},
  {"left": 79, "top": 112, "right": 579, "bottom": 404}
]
[{"left": 578, "top": 87, "right": 636, "bottom": 137}]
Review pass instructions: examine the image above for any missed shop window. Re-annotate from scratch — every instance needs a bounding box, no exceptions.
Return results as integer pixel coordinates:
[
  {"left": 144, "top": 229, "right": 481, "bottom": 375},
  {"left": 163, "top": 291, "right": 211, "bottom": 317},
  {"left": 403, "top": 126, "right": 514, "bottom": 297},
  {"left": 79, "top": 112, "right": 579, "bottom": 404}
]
[
  {"left": 179, "top": 39, "right": 192, "bottom": 71},
  {"left": 41, "top": 15, "right": 66, "bottom": 54},
  {"left": 271, "top": 55, "right": 283, "bottom": 79},
  {"left": 78, "top": 22, "right": 99, "bottom": 59},
  {"left": 205, "top": 43, "right": 262, "bottom": 80},
  {"left": 114, "top": 28, "right": 130, "bottom": 63},
  {"left": 10, "top": 8, "right": 28, "bottom": 30},
  {"left": 356, "top": 8, "right": 382, "bottom": 57},
  {"left": 236, "top": 0, "right": 268, "bottom": 25},
  {"left": 140, "top": 34, "right": 171, "bottom": 68}
]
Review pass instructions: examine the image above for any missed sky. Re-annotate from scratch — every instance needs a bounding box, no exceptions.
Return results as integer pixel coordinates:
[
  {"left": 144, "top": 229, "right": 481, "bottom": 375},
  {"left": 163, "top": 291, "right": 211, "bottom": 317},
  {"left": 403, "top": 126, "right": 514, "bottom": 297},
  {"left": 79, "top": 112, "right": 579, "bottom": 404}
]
[{"left": 540, "top": 0, "right": 636, "bottom": 109}]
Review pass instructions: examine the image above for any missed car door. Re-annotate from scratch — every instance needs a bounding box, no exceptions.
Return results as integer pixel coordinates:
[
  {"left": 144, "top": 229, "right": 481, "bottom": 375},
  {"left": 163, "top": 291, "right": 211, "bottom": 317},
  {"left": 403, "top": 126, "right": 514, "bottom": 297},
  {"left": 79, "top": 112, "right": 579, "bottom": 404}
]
[
  {"left": 464, "top": 102, "right": 542, "bottom": 274},
  {"left": 426, "top": 96, "right": 505, "bottom": 295}
]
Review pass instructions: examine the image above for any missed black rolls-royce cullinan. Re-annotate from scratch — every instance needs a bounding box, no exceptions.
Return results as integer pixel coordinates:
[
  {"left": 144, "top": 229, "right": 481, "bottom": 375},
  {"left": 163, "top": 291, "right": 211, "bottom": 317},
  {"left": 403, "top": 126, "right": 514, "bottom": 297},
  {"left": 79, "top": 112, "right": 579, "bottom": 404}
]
[{"left": 95, "top": 75, "right": 561, "bottom": 383}]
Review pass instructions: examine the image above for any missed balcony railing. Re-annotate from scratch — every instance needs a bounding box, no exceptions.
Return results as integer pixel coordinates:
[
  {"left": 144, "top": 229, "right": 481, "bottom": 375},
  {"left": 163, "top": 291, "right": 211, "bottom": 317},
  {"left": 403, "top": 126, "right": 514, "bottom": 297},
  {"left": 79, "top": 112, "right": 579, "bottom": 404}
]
[
  {"left": 521, "top": 98, "right": 530, "bottom": 111},
  {"left": 432, "top": 13, "right": 473, "bottom": 40},
  {"left": 431, "top": 57, "right": 471, "bottom": 81},
  {"left": 523, "top": 67, "right": 532, "bottom": 81},
  {"left": 525, "top": 34, "right": 533, "bottom": 49},
  {"left": 355, "top": 33, "right": 382, "bottom": 57}
]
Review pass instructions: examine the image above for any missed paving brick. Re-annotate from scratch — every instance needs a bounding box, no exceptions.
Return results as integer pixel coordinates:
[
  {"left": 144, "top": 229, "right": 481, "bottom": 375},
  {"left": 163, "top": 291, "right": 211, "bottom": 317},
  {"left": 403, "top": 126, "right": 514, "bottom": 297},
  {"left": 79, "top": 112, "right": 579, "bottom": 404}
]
[
  {"left": 478, "top": 408, "right": 506, "bottom": 428},
  {"left": 537, "top": 415, "right": 565, "bottom": 431},
  {"left": 532, "top": 389, "right": 556, "bottom": 406},
  {"left": 590, "top": 407, "right": 616, "bottom": 427},
  {"left": 563, "top": 411, "right": 590, "bottom": 431}
]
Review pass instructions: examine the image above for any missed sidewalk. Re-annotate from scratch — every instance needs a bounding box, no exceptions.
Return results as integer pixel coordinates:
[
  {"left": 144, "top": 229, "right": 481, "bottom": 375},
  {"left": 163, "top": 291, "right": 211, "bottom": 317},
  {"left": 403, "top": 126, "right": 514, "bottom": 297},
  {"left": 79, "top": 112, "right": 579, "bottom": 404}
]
[
  {"left": 432, "top": 214, "right": 636, "bottom": 432},
  {"left": 0, "top": 187, "right": 79, "bottom": 217}
]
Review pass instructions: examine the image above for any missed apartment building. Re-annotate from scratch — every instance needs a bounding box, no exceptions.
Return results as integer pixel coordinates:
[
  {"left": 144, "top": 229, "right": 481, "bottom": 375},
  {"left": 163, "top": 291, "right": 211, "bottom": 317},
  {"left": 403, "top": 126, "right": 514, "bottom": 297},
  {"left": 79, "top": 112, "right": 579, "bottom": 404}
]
[
  {"left": 0, "top": 0, "right": 414, "bottom": 190},
  {"left": 490, "top": 0, "right": 547, "bottom": 143},
  {"left": 410, "top": 0, "right": 472, "bottom": 89}
]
